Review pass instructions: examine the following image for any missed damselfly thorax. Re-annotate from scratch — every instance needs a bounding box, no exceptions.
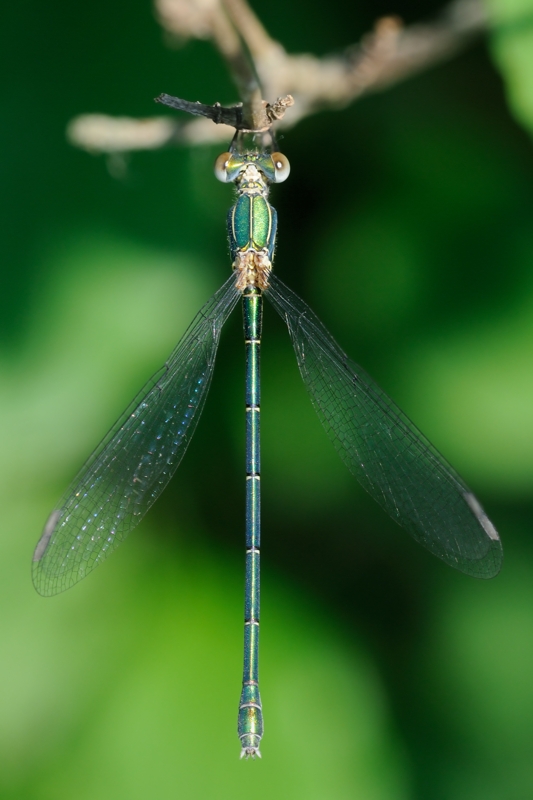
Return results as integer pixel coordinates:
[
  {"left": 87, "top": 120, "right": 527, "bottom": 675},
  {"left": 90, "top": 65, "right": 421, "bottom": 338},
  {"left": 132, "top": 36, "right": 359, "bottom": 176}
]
[{"left": 215, "top": 147, "right": 289, "bottom": 291}]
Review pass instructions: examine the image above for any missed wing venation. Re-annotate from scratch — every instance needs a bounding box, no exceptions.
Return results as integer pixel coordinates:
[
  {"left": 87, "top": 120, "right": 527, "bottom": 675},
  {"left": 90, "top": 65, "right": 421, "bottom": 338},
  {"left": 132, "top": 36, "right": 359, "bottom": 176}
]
[
  {"left": 33, "top": 275, "right": 240, "bottom": 595},
  {"left": 266, "top": 273, "right": 502, "bottom": 579}
]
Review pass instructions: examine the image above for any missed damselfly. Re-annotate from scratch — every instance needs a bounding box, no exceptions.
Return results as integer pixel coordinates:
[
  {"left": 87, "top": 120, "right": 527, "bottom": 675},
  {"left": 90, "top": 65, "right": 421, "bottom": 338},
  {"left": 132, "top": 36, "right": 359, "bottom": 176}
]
[{"left": 33, "top": 96, "right": 503, "bottom": 759}]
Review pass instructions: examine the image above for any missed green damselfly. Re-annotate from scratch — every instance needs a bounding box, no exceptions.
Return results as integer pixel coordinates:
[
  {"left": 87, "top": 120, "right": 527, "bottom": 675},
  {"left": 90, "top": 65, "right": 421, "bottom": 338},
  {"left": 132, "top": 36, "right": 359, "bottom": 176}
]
[{"left": 33, "top": 94, "right": 503, "bottom": 759}]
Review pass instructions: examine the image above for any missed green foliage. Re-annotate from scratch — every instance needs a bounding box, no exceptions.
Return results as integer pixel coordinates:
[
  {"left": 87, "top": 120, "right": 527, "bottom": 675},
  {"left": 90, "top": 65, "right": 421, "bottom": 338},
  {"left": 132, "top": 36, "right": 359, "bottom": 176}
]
[{"left": 486, "top": 0, "right": 533, "bottom": 138}]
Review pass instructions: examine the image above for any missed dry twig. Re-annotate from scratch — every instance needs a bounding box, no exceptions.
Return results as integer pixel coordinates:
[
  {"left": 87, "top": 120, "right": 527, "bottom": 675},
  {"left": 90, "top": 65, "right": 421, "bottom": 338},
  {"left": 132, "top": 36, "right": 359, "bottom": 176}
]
[{"left": 68, "top": 0, "right": 488, "bottom": 154}]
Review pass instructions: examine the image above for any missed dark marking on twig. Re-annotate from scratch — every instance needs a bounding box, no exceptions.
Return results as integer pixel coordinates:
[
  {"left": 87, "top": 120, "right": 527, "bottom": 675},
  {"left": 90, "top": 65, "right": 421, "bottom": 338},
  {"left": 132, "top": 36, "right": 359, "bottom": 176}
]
[{"left": 155, "top": 94, "right": 244, "bottom": 128}]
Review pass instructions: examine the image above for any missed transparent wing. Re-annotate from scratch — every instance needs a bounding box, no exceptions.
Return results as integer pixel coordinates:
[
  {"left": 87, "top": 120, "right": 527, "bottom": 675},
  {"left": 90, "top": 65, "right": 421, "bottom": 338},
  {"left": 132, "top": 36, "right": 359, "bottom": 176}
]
[
  {"left": 33, "top": 275, "right": 240, "bottom": 596},
  {"left": 266, "top": 273, "right": 502, "bottom": 579}
]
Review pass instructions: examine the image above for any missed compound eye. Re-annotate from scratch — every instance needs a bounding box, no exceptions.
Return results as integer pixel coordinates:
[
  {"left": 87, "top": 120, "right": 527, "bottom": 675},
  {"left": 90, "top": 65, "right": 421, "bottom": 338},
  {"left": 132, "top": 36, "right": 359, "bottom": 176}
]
[
  {"left": 271, "top": 152, "right": 290, "bottom": 183},
  {"left": 214, "top": 152, "right": 232, "bottom": 183}
]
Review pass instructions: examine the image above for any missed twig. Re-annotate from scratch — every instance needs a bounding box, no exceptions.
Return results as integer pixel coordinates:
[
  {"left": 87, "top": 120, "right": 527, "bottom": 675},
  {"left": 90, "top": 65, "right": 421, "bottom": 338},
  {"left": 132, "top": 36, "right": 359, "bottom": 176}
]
[
  {"left": 155, "top": 95, "right": 245, "bottom": 127},
  {"left": 218, "top": 0, "right": 487, "bottom": 123},
  {"left": 158, "top": 0, "right": 266, "bottom": 127},
  {"left": 68, "top": 0, "right": 488, "bottom": 154},
  {"left": 66, "top": 115, "right": 182, "bottom": 152},
  {"left": 154, "top": 92, "right": 294, "bottom": 132}
]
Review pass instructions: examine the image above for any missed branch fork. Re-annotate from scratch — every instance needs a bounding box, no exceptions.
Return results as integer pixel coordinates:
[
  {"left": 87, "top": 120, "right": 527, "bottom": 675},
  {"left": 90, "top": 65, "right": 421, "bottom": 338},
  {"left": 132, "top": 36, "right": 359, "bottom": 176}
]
[{"left": 67, "top": 0, "right": 488, "bottom": 154}]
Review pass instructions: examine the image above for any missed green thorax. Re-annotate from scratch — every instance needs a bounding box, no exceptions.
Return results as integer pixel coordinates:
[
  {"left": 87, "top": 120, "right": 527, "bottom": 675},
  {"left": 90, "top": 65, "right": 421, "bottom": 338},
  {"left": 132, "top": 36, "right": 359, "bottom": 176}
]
[{"left": 227, "top": 163, "right": 277, "bottom": 260}]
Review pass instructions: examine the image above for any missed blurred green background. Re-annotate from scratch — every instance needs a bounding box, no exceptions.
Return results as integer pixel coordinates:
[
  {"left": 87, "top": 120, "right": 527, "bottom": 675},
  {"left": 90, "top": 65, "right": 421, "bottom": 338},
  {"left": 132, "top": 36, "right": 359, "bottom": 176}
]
[{"left": 3, "top": 0, "right": 533, "bottom": 797}]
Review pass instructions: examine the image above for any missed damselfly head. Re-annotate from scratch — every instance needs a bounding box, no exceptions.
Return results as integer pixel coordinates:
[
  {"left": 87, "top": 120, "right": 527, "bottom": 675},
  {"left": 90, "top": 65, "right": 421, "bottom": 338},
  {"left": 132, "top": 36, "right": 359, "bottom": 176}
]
[{"left": 214, "top": 150, "right": 290, "bottom": 184}]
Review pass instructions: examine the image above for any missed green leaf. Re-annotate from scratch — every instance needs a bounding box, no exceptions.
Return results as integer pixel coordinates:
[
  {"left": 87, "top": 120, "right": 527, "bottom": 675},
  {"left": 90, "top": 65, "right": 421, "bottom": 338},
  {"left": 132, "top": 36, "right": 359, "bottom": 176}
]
[{"left": 485, "top": 0, "right": 533, "bottom": 137}]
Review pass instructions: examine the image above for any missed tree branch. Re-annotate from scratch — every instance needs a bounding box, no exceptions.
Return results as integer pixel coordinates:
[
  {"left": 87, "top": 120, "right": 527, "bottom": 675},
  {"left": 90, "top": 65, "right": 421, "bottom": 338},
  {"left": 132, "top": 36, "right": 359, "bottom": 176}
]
[{"left": 68, "top": 0, "right": 488, "bottom": 154}]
